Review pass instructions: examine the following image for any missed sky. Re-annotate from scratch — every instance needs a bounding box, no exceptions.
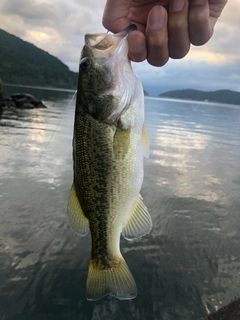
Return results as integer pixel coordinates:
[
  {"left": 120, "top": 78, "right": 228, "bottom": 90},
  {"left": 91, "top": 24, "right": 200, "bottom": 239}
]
[{"left": 0, "top": 0, "right": 239, "bottom": 96}]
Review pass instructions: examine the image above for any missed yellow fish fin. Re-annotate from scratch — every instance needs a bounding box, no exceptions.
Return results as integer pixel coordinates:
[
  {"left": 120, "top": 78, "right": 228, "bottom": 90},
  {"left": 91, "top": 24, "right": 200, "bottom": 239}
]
[
  {"left": 122, "top": 195, "right": 152, "bottom": 241},
  {"left": 67, "top": 183, "right": 89, "bottom": 236},
  {"left": 113, "top": 125, "right": 130, "bottom": 159},
  {"left": 86, "top": 255, "right": 137, "bottom": 301},
  {"left": 142, "top": 125, "right": 150, "bottom": 158}
]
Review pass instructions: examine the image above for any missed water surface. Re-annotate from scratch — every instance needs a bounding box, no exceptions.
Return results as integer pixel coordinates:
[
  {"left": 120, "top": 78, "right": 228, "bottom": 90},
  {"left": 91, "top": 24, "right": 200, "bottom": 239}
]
[{"left": 1, "top": 87, "right": 240, "bottom": 320}]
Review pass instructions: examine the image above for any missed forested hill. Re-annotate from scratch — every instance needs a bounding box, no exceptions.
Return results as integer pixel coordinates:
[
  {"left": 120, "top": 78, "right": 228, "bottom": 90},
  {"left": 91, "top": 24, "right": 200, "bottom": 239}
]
[
  {"left": 0, "top": 29, "right": 78, "bottom": 89},
  {"left": 159, "top": 89, "right": 240, "bottom": 105}
]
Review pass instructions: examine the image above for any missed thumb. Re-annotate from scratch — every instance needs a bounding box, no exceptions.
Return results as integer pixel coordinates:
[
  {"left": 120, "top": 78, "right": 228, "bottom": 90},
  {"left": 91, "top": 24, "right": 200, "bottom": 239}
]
[{"left": 102, "top": 0, "right": 133, "bottom": 33}]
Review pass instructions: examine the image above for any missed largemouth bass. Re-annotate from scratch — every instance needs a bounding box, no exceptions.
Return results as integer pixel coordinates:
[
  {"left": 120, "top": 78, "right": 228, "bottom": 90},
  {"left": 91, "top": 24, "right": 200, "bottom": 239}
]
[{"left": 67, "top": 25, "right": 152, "bottom": 301}]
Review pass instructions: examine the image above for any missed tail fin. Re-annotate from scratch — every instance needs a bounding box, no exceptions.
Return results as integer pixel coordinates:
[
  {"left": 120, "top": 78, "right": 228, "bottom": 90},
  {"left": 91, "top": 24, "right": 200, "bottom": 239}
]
[{"left": 86, "top": 256, "right": 137, "bottom": 301}]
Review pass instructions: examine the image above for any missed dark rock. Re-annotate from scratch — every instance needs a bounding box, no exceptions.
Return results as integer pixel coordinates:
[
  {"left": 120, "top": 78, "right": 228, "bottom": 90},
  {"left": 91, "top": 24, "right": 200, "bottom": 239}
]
[
  {"left": 0, "top": 98, "right": 16, "bottom": 108},
  {"left": 36, "top": 103, "right": 47, "bottom": 108},
  {"left": 4, "top": 95, "right": 13, "bottom": 101},
  {"left": 20, "top": 102, "right": 35, "bottom": 109},
  {"left": 14, "top": 97, "right": 29, "bottom": 107},
  {"left": 0, "top": 90, "right": 47, "bottom": 110},
  {"left": 11, "top": 93, "right": 41, "bottom": 106},
  {"left": 24, "top": 94, "right": 41, "bottom": 106},
  {"left": 10, "top": 93, "right": 47, "bottom": 109},
  {"left": 0, "top": 100, "right": 7, "bottom": 107},
  {"left": 7, "top": 100, "right": 16, "bottom": 107},
  {"left": 0, "top": 91, "right": 6, "bottom": 107}
]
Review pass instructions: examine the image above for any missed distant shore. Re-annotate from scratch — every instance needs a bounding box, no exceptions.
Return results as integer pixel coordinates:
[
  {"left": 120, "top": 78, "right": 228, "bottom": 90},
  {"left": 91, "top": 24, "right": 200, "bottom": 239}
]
[{"left": 158, "top": 89, "right": 240, "bottom": 106}]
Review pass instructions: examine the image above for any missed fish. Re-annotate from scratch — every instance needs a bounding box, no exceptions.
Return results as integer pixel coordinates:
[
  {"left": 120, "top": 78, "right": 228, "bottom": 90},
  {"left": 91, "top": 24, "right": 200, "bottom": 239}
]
[{"left": 67, "top": 25, "right": 152, "bottom": 301}]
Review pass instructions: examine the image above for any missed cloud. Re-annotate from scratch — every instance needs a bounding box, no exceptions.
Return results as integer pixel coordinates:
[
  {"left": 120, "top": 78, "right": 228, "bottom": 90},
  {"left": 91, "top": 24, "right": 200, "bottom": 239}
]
[
  {"left": 0, "top": 0, "right": 239, "bottom": 95},
  {"left": 132, "top": 0, "right": 240, "bottom": 95},
  {"left": 133, "top": 56, "right": 240, "bottom": 96},
  {"left": 1, "top": 0, "right": 59, "bottom": 22}
]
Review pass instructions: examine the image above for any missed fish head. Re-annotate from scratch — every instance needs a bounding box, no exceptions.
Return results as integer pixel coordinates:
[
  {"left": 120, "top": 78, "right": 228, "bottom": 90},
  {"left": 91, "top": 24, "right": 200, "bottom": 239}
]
[{"left": 77, "top": 25, "right": 140, "bottom": 123}]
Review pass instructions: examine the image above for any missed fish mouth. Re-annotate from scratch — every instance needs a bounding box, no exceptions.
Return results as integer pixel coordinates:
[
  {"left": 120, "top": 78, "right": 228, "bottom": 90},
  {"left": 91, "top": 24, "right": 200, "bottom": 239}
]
[
  {"left": 82, "top": 25, "right": 138, "bottom": 123},
  {"left": 84, "top": 24, "right": 137, "bottom": 58}
]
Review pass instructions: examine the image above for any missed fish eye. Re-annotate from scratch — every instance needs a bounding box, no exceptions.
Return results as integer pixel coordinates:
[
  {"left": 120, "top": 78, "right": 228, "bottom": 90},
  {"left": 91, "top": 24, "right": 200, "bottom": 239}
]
[{"left": 80, "top": 57, "right": 91, "bottom": 71}]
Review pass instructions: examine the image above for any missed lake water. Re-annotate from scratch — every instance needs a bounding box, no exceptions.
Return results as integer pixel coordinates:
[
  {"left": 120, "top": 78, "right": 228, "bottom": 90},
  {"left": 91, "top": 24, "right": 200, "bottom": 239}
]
[{"left": 1, "top": 86, "right": 240, "bottom": 320}]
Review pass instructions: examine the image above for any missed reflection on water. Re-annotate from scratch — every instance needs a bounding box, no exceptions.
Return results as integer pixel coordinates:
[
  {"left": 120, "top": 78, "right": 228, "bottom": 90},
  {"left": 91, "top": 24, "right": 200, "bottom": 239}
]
[{"left": 0, "top": 87, "right": 240, "bottom": 320}]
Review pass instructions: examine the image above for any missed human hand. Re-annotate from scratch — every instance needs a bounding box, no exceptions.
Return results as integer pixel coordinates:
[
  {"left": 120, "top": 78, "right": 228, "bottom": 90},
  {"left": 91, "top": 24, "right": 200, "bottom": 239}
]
[{"left": 102, "top": 0, "right": 228, "bottom": 66}]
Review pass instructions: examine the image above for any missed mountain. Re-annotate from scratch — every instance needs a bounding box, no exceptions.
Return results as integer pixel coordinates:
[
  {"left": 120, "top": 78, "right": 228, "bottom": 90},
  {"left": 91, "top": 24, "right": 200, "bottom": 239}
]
[
  {"left": 159, "top": 89, "right": 240, "bottom": 105},
  {"left": 0, "top": 29, "right": 78, "bottom": 89}
]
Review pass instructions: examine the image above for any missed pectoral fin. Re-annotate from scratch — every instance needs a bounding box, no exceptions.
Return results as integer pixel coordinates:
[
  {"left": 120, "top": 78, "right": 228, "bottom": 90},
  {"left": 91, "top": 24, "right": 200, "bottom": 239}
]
[
  {"left": 113, "top": 125, "right": 130, "bottom": 159},
  {"left": 142, "top": 126, "right": 150, "bottom": 158},
  {"left": 122, "top": 195, "right": 152, "bottom": 241},
  {"left": 67, "top": 183, "right": 89, "bottom": 236}
]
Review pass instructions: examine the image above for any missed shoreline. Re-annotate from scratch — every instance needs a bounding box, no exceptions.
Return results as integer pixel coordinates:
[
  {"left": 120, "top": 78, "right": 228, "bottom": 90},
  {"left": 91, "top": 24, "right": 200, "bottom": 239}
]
[{"left": 3, "top": 83, "right": 76, "bottom": 93}]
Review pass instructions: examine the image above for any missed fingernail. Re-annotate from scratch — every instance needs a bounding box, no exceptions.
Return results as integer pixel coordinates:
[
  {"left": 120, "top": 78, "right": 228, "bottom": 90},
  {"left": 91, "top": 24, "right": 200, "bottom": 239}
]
[
  {"left": 171, "top": 0, "right": 185, "bottom": 12},
  {"left": 149, "top": 6, "right": 166, "bottom": 29}
]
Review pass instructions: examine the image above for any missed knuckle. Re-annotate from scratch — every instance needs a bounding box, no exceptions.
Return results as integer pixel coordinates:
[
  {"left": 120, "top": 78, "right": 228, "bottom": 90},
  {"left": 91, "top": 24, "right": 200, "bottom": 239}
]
[
  {"left": 146, "top": 29, "right": 169, "bottom": 66},
  {"left": 188, "top": 6, "right": 207, "bottom": 25},
  {"left": 147, "top": 35, "right": 168, "bottom": 50},
  {"left": 168, "top": 18, "right": 186, "bottom": 33}
]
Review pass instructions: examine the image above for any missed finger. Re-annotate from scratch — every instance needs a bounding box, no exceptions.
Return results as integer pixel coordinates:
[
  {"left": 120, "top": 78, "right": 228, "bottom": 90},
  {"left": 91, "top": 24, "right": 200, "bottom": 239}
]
[
  {"left": 208, "top": 0, "right": 228, "bottom": 28},
  {"left": 188, "top": 0, "right": 213, "bottom": 46},
  {"left": 102, "top": 0, "right": 132, "bottom": 33},
  {"left": 146, "top": 6, "right": 169, "bottom": 67},
  {"left": 128, "top": 31, "right": 147, "bottom": 62},
  {"left": 168, "top": 0, "right": 190, "bottom": 59}
]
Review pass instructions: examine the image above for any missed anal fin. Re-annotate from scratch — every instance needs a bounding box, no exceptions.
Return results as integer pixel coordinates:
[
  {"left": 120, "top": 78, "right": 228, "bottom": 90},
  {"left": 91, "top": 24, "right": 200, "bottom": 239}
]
[
  {"left": 122, "top": 195, "right": 152, "bottom": 241},
  {"left": 67, "top": 183, "right": 89, "bottom": 236}
]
